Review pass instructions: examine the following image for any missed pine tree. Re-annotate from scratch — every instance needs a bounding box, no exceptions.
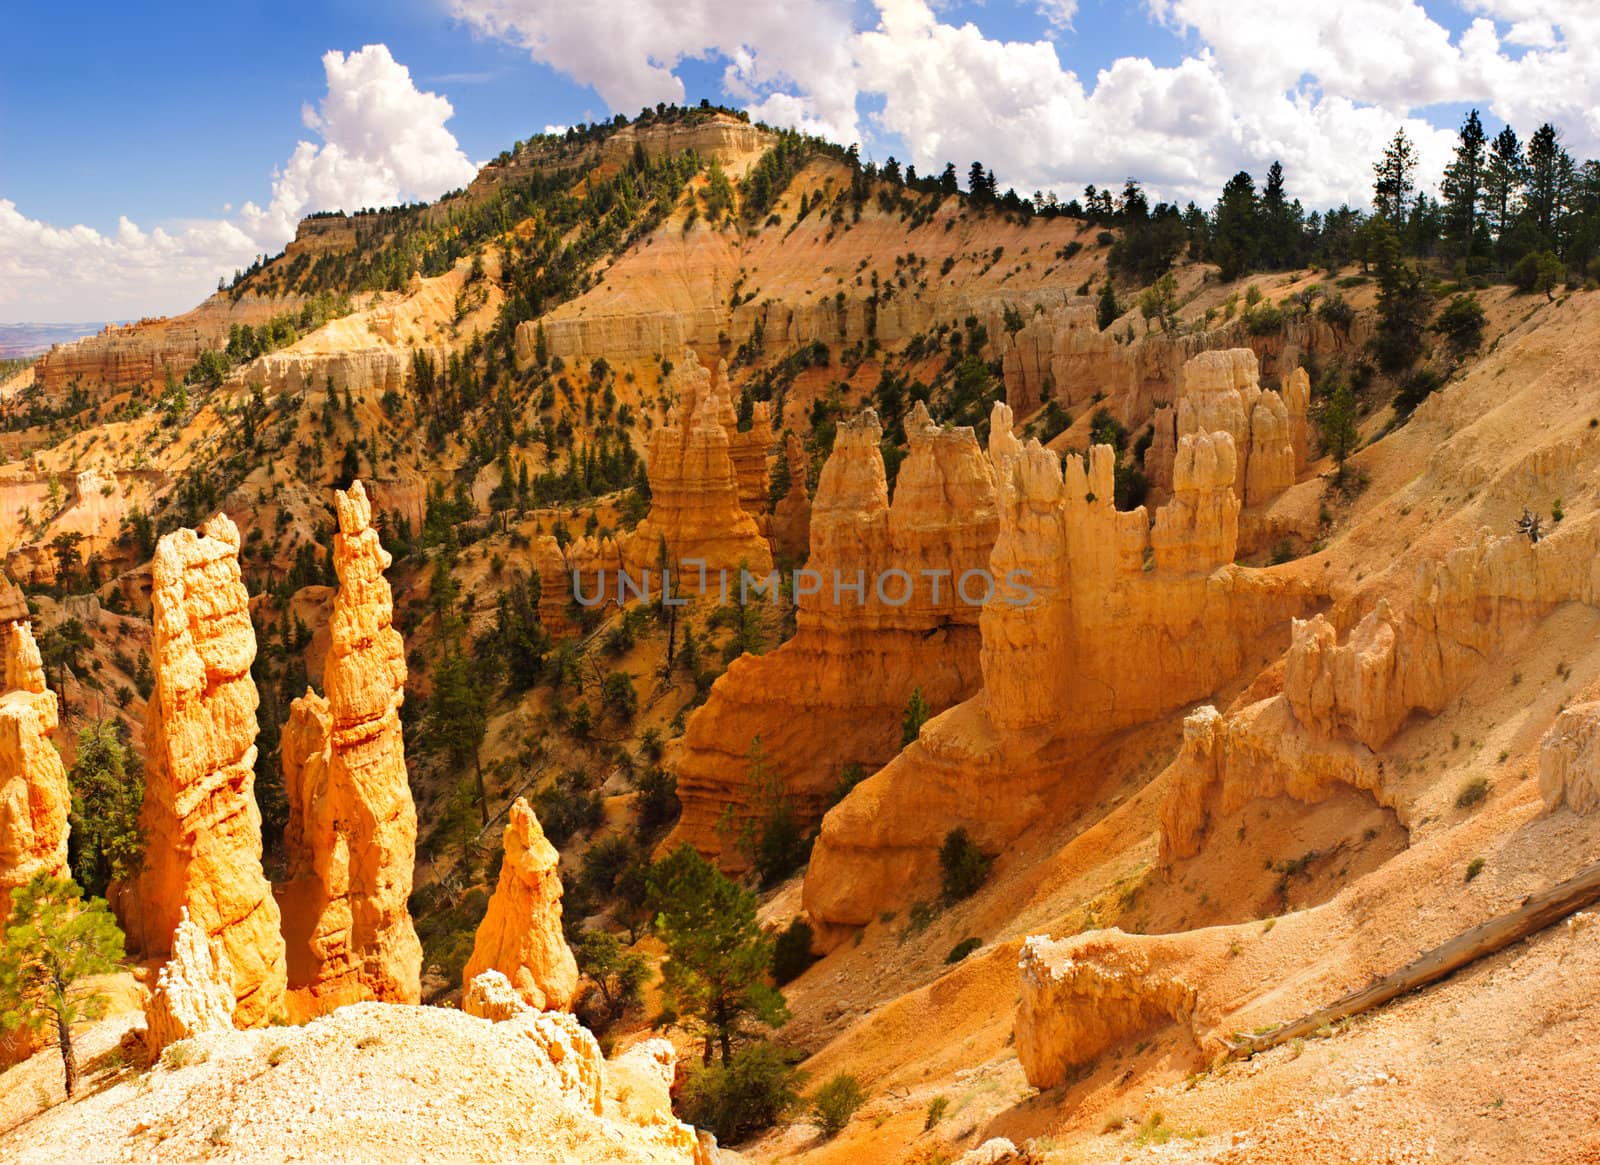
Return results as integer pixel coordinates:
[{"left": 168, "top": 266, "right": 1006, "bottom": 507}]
[
  {"left": 901, "top": 687, "right": 930, "bottom": 746},
  {"left": 0, "top": 875, "right": 125, "bottom": 1097},
  {"left": 1441, "top": 109, "right": 1486, "bottom": 258},
  {"left": 1373, "top": 128, "right": 1417, "bottom": 226},
  {"left": 1260, "top": 161, "right": 1301, "bottom": 268},
  {"left": 1320, "top": 378, "right": 1359, "bottom": 482},
  {"left": 648, "top": 845, "right": 789, "bottom": 1066},
  {"left": 67, "top": 721, "right": 144, "bottom": 898},
  {"left": 1211, "top": 170, "right": 1260, "bottom": 281},
  {"left": 1096, "top": 278, "right": 1121, "bottom": 331},
  {"left": 1482, "top": 126, "right": 1524, "bottom": 238},
  {"left": 1524, "top": 122, "right": 1574, "bottom": 244},
  {"left": 938, "top": 164, "right": 959, "bottom": 196}
]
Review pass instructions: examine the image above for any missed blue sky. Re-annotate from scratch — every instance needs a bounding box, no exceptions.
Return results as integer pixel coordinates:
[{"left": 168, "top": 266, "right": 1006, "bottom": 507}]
[{"left": 2, "top": 0, "right": 1593, "bottom": 321}]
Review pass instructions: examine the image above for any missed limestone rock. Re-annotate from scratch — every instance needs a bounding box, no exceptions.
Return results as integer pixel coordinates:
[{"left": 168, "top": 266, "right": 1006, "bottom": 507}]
[
  {"left": 668, "top": 404, "right": 998, "bottom": 868},
  {"left": 278, "top": 481, "right": 422, "bottom": 1011},
  {"left": 1284, "top": 525, "right": 1600, "bottom": 751},
  {"left": 1157, "top": 699, "right": 1388, "bottom": 865},
  {"left": 144, "top": 908, "right": 236, "bottom": 1056},
  {"left": 1540, "top": 702, "right": 1600, "bottom": 814},
  {"left": 803, "top": 406, "right": 1314, "bottom": 934},
  {"left": 770, "top": 431, "right": 813, "bottom": 562},
  {"left": 503, "top": 1009, "right": 605, "bottom": 1117},
  {"left": 0, "top": 622, "right": 69, "bottom": 926},
  {"left": 956, "top": 1140, "right": 1020, "bottom": 1165},
  {"left": 1168, "top": 349, "right": 1303, "bottom": 509},
  {"left": 1281, "top": 365, "right": 1312, "bottom": 473},
  {"left": 134, "top": 515, "right": 286, "bottom": 1027},
  {"left": 463, "top": 798, "right": 579, "bottom": 1010},
  {"left": 624, "top": 348, "right": 772, "bottom": 582},
  {"left": 1015, "top": 930, "right": 1199, "bottom": 1089},
  {"left": 463, "top": 969, "right": 533, "bottom": 1022}
]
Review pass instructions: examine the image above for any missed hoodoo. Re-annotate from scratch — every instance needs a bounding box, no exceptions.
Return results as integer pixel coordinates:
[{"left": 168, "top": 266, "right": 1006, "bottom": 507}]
[
  {"left": 134, "top": 515, "right": 286, "bottom": 1027},
  {"left": 277, "top": 481, "right": 422, "bottom": 1010},
  {"left": 0, "top": 622, "right": 70, "bottom": 926}
]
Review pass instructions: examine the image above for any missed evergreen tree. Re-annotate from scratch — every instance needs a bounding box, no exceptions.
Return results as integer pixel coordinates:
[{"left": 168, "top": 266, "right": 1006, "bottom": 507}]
[
  {"left": 648, "top": 845, "right": 789, "bottom": 1066},
  {"left": 66, "top": 721, "right": 144, "bottom": 898},
  {"left": 901, "top": 687, "right": 930, "bottom": 747},
  {"left": 938, "top": 164, "right": 959, "bottom": 196},
  {"left": 1260, "top": 161, "right": 1301, "bottom": 268},
  {"left": 1441, "top": 109, "right": 1487, "bottom": 258},
  {"left": 1482, "top": 125, "right": 1525, "bottom": 238},
  {"left": 1211, "top": 170, "right": 1260, "bottom": 281},
  {"left": 1320, "top": 378, "right": 1359, "bottom": 482},
  {"left": 427, "top": 637, "right": 492, "bottom": 823},
  {"left": 1369, "top": 218, "right": 1433, "bottom": 374},
  {"left": 0, "top": 875, "right": 125, "bottom": 1097},
  {"left": 1373, "top": 128, "right": 1418, "bottom": 226},
  {"left": 1096, "top": 278, "right": 1121, "bottom": 331},
  {"left": 1524, "top": 122, "right": 1574, "bottom": 245}
]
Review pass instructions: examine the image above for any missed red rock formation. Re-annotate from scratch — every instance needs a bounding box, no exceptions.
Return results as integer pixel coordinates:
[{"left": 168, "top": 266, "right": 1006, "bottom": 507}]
[
  {"left": 624, "top": 349, "right": 772, "bottom": 581},
  {"left": 144, "top": 907, "right": 236, "bottom": 1056},
  {"left": 769, "top": 431, "right": 813, "bottom": 563},
  {"left": 277, "top": 481, "right": 422, "bottom": 1011},
  {"left": 803, "top": 405, "right": 1316, "bottom": 937},
  {"left": 667, "top": 404, "right": 999, "bottom": 868},
  {"left": 0, "top": 622, "right": 70, "bottom": 926},
  {"left": 534, "top": 534, "right": 576, "bottom": 634},
  {"left": 134, "top": 515, "right": 286, "bottom": 1027},
  {"left": 463, "top": 798, "right": 579, "bottom": 1011}
]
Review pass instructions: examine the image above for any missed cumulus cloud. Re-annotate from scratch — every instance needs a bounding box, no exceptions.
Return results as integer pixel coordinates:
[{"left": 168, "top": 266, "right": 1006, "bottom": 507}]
[
  {"left": 454, "top": 0, "right": 1600, "bottom": 210},
  {"left": 449, "top": 0, "right": 861, "bottom": 144},
  {"left": 0, "top": 44, "right": 478, "bottom": 323}
]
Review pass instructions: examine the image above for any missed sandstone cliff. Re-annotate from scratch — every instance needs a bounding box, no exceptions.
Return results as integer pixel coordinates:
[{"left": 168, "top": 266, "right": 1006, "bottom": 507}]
[
  {"left": 667, "top": 404, "right": 999, "bottom": 867},
  {"left": 0, "top": 622, "right": 70, "bottom": 926},
  {"left": 143, "top": 907, "right": 237, "bottom": 1056},
  {"left": 463, "top": 798, "right": 579, "bottom": 1011},
  {"left": 803, "top": 404, "right": 1316, "bottom": 935},
  {"left": 277, "top": 481, "right": 422, "bottom": 1011},
  {"left": 134, "top": 515, "right": 286, "bottom": 1027}
]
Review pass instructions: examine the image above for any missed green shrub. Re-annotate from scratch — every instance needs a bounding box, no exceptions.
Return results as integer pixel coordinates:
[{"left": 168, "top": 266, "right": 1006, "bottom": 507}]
[
  {"left": 1466, "top": 857, "right": 1487, "bottom": 882},
  {"left": 939, "top": 829, "right": 991, "bottom": 901},
  {"left": 1456, "top": 776, "right": 1489, "bottom": 810},
  {"left": 772, "top": 919, "right": 816, "bottom": 986},
  {"left": 924, "top": 1095, "right": 950, "bottom": 1130},
  {"left": 676, "top": 1042, "right": 803, "bottom": 1145},
  {"left": 1432, "top": 293, "right": 1485, "bottom": 356},
  {"left": 809, "top": 1072, "right": 867, "bottom": 1137},
  {"left": 945, "top": 937, "right": 982, "bottom": 964}
]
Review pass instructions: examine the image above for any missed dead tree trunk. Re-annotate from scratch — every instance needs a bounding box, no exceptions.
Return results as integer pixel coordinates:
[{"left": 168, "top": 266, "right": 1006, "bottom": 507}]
[{"left": 1227, "top": 857, "right": 1600, "bottom": 1056}]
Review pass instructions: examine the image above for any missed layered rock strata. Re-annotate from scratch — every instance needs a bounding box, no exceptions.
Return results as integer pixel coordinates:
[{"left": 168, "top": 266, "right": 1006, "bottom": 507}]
[
  {"left": 803, "top": 404, "right": 1316, "bottom": 935},
  {"left": 0, "top": 622, "right": 70, "bottom": 925},
  {"left": 667, "top": 403, "right": 999, "bottom": 868},
  {"left": 144, "top": 907, "right": 237, "bottom": 1056},
  {"left": 134, "top": 515, "right": 286, "bottom": 1027},
  {"left": 463, "top": 798, "right": 580, "bottom": 1011},
  {"left": 277, "top": 481, "right": 422, "bottom": 1010}
]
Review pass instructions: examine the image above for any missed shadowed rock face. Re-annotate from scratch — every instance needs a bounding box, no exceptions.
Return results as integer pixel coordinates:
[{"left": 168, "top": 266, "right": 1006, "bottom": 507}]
[
  {"left": 666, "top": 403, "right": 999, "bottom": 870},
  {"left": 802, "top": 399, "right": 1318, "bottom": 937},
  {"left": 463, "top": 798, "right": 579, "bottom": 1011},
  {"left": 278, "top": 480, "right": 422, "bottom": 1011},
  {"left": 0, "top": 622, "right": 69, "bottom": 927},
  {"left": 134, "top": 514, "right": 286, "bottom": 1028}
]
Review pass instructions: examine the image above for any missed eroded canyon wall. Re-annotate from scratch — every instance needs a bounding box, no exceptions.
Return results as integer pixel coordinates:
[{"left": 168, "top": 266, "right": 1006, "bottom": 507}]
[{"left": 0, "top": 623, "right": 70, "bottom": 926}]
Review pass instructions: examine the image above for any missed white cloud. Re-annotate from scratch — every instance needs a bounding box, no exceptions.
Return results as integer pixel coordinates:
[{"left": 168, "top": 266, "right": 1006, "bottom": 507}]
[
  {"left": 452, "top": 0, "right": 1600, "bottom": 211},
  {"left": 449, "top": 0, "right": 861, "bottom": 144},
  {"left": 0, "top": 44, "right": 477, "bottom": 323}
]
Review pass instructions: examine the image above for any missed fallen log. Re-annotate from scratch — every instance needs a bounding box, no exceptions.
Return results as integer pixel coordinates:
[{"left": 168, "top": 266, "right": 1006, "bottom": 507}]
[{"left": 1225, "top": 856, "right": 1600, "bottom": 1056}]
